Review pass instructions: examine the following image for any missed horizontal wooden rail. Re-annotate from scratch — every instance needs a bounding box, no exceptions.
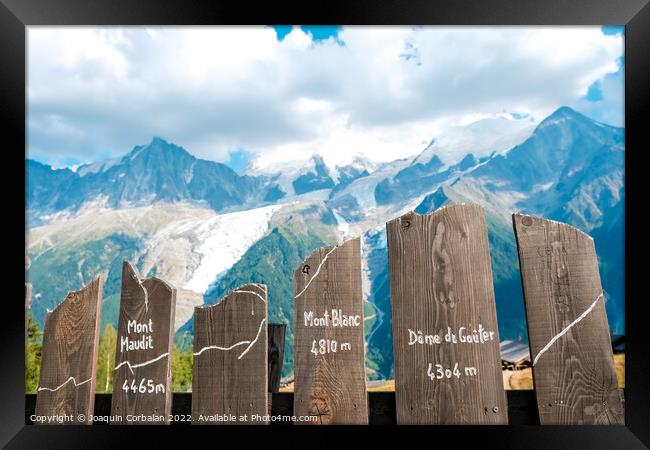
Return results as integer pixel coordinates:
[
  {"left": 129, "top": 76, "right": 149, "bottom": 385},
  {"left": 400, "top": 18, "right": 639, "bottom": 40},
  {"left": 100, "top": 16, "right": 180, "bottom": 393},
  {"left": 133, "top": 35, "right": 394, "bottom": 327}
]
[{"left": 26, "top": 390, "right": 549, "bottom": 425}]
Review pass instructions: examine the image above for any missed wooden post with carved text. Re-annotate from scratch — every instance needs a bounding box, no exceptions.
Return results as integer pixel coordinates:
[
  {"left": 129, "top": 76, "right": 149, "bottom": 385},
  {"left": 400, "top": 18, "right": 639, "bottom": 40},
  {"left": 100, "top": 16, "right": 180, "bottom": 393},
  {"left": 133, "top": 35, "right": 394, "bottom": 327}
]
[
  {"left": 111, "top": 261, "right": 176, "bottom": 425},
  {"left": 293, "top": 237, "right": 368, "bottom": 425},
  {"left": 513, "top": 213, "right": 624, "bottom": 424},
  {"left": 268, "top": 323, "right": 286, "bottom": 393},
  {"left": 192, "top": 284, "right": 268, "bottom": 424},
  {"left": 34, "top": 275, "right": 104, "bottom": 424},
  {"left": 387, "top": 203, "right": 507, "bottom": 424}
]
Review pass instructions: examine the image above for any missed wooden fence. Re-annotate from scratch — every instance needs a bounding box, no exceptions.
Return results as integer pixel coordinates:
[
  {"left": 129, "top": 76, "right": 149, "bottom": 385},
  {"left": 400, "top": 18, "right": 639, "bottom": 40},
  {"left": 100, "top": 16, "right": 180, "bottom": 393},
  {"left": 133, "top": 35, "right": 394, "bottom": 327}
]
[{"left": 27, "top": 203, "right": 624, "bottom": 425}]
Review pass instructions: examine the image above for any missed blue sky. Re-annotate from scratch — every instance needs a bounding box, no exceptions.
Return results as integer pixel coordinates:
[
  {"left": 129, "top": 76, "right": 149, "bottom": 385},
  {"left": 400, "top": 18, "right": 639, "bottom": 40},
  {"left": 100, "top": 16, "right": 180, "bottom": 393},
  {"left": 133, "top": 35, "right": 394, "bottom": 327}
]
[
  {"left": 27, "top": 26, "right": 624, "bottom": 170},
  {"left": 571, "top": 25, "right": 624, "bottom": 126},
  {"left": 601, "top": 25, "right": 624, "bottom": 35},
  {"left": 225, "top": 149, "right": 255, "bottom": 174},
  {"left": 273, "top": 25, "right": 342, "bottom": 42}
]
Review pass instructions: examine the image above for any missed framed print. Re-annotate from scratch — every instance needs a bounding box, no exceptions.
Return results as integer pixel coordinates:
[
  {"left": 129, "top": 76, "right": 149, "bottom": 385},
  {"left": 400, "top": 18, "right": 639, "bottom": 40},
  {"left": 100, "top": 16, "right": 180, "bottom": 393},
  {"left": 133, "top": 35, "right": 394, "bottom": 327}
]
[{"left": 2, "top": 0, "right": 649, "bottom": 447}]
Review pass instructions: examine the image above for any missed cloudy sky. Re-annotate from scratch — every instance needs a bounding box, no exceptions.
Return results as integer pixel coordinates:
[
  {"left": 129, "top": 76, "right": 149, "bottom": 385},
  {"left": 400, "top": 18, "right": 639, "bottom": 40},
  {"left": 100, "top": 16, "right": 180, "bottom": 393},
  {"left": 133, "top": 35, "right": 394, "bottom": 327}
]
[{"left": 27, "top": 26, "right": 624, "bottom": 171}]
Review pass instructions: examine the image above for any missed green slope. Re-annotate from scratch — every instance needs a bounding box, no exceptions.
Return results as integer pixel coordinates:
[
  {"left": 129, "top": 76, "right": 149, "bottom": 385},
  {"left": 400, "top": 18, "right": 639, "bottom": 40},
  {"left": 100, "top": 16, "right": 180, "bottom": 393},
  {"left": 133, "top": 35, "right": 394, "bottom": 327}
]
[{"left": 27, "top": 233, "right": 142, "bottom": 330}]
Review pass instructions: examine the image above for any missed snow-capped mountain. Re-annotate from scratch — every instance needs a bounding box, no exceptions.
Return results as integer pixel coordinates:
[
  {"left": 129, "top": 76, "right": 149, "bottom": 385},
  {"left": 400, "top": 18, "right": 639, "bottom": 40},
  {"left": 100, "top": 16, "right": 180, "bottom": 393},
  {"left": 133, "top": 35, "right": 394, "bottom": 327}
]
[
  {"left": 455, "top": 106, "right": 624, "bottom": 231},
  {"left": 25, "top": 106, "right": 625, "bottom": 379},
  {"left": 246, "top": 153, "right": 378, "bottom": 200},
  {"left": 326, "top": 113, "right": 535, "bottom": 218},
  {"left": 26, "top": 137, "right": 275, "bottom": 227},
  {"left": 412, "top": 113, "right": 535, "bottom": 166}
]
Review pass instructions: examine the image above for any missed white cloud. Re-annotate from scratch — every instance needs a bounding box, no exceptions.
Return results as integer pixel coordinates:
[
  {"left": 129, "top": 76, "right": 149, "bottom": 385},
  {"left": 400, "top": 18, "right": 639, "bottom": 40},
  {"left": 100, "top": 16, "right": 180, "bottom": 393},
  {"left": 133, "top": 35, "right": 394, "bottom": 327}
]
[{"left": 27, "top": 26, "right": 623, "bottom": 169}]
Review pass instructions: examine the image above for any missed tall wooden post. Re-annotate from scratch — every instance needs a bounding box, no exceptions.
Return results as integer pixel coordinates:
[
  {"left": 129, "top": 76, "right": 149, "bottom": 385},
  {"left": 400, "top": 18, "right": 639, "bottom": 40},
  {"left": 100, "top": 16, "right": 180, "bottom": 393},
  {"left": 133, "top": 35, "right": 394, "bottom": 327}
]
[
  {"left": 34, "top": 275, "right": 104, "bottom": 424},
  {"left": 111, "top": 261, "right": 176, "bottom": 424},
  {"left": 513, "top": 213, "right": 624, "bottom": 424},
  {"left": 387, "top": 203, "right": 507, "bottom": 424},
  {"left": 293, "top": 237, "right": 368, "bottom": 424},
  {"left": 192, "top": 284, "right": 268, "bottom": 424}
]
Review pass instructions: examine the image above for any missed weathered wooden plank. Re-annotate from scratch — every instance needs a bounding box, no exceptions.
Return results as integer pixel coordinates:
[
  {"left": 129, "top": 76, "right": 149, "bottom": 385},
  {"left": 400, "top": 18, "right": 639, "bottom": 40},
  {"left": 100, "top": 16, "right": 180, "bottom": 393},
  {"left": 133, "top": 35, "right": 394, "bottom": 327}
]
[
  {"left": 34, "top": 275, "right": 104, "bottom": 424},
  {"left": 293, "top": 237, "right": 368, "bottom": 425},
  {"left": 268, "top": 323, "right": 286, "bottom": 393},
  {"left": 387, "top": 203, "right": 507, "bottom": 424},
  {"left": 110, "top": 261, "right": 176, "bottom": 425},
  {"left": 192, "top": 284, "right": 268, "bottom": 424},
  {"left": 513, "top": 213, "right": 624, "bottom": 424}
]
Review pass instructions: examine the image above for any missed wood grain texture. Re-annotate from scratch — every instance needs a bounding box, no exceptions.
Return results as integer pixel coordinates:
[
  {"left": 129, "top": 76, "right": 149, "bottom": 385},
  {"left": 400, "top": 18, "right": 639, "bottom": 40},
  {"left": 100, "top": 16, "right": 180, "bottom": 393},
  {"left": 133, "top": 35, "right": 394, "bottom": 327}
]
[
  {"left": 111, "top": 261, "right": 176, "bottom": 424},
  {"left": 387, "top": 203, "right": 507, "bottom": 424},
  {"left": 192, "top": 284, "right": 268, "bottom": 425},
  {"left": 34, "top": 275, "right": 104, "bottom": 425},
  {"left": 513, "top": 213, "right": 624, "bottom": 424},
  {"left": 293, "top": 237, "right": 368, "bottom": 425},
  {"left": 268, "top": 323, "right": 286, "bottom": 393}
]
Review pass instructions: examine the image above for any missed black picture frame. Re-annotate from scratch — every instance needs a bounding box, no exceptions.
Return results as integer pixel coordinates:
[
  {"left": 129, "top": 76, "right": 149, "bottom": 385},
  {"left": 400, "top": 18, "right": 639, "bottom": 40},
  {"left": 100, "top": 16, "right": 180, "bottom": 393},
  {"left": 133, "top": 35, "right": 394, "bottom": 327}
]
[{"left": 2, "top": 0, "right": 648, "bottom": 447}]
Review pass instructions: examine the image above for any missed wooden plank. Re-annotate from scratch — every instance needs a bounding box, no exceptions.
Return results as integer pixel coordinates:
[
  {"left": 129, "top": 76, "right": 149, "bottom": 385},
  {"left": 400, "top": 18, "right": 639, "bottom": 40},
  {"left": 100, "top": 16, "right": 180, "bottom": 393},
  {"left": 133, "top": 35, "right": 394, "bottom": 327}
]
[
  {"left": 192, "top": 284, "right": 268, "bottom": 424},
  {"left": 34, "top": 275, "right": 104, "bottom": 425},
  {"left": 387, "top": 203, "right": 507, "bottom": 424},
  {"left": 293, "top": 237, "right": 368, "bottom": 425},
  {"left": 268, "top": 323, "right": 286, "bottom": 393},
  {"left": 512, "top": 213, "right": 624, "bottom": 424},
  {"left": 110, "top": 261, "right": 176, "bottom": 425}
]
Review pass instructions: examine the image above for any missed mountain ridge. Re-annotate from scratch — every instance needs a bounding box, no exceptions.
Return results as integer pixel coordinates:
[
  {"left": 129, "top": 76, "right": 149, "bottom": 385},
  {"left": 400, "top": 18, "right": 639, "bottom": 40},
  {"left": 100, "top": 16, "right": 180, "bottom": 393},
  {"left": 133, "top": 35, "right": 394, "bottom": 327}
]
[{"left": 25, "top": 106, "right": 625, "bottom": 379}]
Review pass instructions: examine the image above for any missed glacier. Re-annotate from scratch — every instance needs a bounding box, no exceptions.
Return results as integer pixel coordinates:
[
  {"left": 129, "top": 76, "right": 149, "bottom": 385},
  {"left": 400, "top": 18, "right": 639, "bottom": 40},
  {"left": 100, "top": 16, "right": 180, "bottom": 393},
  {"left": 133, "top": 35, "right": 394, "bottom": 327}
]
[{"left": 181, "top": 204, "right": 282, "bottom": 295}]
